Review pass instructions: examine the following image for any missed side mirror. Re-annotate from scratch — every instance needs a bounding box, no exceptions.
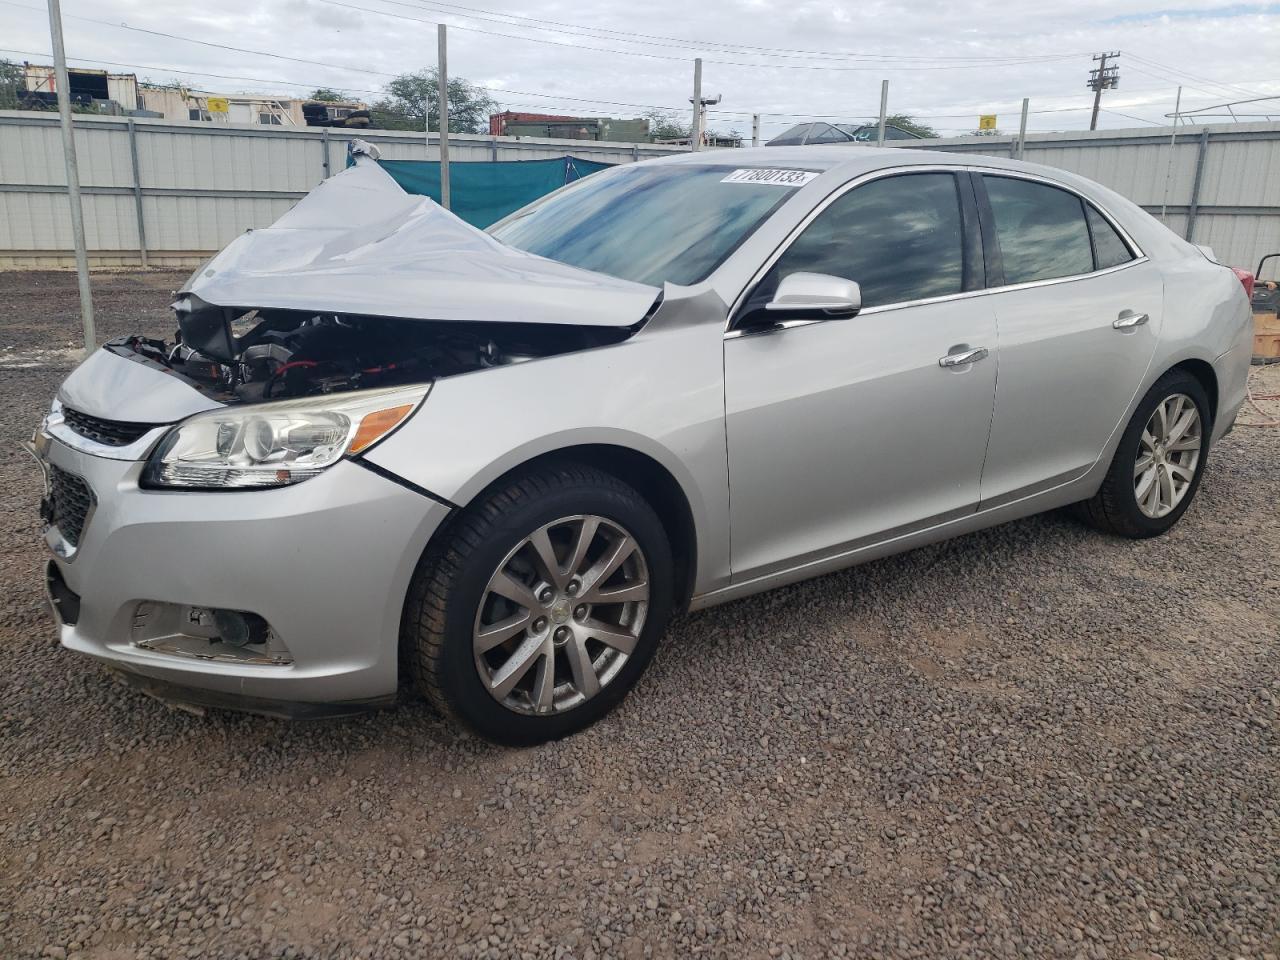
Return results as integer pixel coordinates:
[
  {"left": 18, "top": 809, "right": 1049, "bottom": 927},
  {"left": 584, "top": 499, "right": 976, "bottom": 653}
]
[{"left": 765, "top": 272, "right": 862, "bottom": 319}]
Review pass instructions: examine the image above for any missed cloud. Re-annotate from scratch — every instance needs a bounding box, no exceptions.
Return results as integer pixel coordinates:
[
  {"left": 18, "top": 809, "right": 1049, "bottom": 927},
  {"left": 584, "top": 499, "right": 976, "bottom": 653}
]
[
  {"left": 2, "top": 0, "right": 1277, "bottom": 134},
  {"left": 1104, "top": 3, "right": 1280, "bottom": 23}
]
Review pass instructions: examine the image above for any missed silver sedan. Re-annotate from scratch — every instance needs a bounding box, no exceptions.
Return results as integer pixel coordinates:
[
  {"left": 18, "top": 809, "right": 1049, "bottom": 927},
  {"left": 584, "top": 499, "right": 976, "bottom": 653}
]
[{"left": 32, "top": 144, "right": 1253, "bottom": 744}]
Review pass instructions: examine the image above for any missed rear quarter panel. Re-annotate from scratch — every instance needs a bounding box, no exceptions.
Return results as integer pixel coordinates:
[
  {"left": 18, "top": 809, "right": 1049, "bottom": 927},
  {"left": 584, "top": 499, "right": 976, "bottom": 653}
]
[{"left": 1155, "top": 248, "right": 1252, "bottom": 440}]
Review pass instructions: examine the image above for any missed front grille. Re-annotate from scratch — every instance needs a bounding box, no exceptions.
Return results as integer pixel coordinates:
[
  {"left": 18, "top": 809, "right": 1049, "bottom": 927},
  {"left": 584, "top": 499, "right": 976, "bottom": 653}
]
[
  {"left": 49, "top": 466, "right": 94, "bottom": 548},
  {"left": 63, "top": 406, "right": 155, "bottom": 447}
]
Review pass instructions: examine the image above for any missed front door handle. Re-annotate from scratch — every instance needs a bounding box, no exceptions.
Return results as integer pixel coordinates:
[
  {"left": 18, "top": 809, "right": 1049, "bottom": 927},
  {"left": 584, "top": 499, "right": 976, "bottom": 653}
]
[
  {"left": 938, "top": 346, "right": 989, "bottom": 368},
  {"left": 1113, "top": 311, "right": 1149, "bottom": 329}
]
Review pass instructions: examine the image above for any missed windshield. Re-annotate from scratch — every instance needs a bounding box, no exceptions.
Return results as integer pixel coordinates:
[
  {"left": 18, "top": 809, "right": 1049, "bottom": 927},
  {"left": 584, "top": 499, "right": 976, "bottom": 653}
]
[{"left": 488, "top": 164, "right": 811, "bottom": 286}]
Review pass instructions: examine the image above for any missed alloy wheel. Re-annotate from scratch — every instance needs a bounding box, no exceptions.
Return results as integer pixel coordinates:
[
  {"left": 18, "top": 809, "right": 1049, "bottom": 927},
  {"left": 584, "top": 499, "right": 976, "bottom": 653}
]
[
  {"left": 473, "top": 515, "right": 650, "bottom": 715},
  {"left": 1134, "top": 393, "right": 1202, "bottom": 519}
]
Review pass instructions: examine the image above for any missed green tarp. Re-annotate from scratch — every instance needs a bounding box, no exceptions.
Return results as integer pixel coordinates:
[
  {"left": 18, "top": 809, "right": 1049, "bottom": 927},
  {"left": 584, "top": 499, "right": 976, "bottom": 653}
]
[{"left": 375, "top": 156, "right": 613, "bottom": 228}]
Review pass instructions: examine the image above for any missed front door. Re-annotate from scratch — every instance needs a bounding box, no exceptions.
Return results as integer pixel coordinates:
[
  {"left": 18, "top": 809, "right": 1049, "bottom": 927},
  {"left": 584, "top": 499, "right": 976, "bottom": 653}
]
[{"left": 723, "top": 171, "right": 998, "bottom": 583}]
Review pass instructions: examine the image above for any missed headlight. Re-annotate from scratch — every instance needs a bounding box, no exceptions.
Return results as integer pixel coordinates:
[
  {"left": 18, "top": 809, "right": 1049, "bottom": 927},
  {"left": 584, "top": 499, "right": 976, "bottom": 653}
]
[{"left": 142, "top": 384, "right": 428, "bottom": 490}]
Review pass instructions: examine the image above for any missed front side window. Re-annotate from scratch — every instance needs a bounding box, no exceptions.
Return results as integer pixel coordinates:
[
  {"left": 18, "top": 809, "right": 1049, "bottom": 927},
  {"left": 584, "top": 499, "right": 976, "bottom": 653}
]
[
  {"left": 489, "top": 164, "right": 810, "bottom": 286},
  {"left": 752, "top": 172, "right": 966, "bottom": 310},
  {"left": 983, "top": 176, "right": 1094, "bottom": 284}
]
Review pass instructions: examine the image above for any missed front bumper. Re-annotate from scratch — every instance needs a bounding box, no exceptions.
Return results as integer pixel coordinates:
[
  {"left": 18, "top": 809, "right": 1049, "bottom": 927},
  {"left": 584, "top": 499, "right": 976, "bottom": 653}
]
[{"left": 37, "top": 432, "right": 451, "bottom": 710}]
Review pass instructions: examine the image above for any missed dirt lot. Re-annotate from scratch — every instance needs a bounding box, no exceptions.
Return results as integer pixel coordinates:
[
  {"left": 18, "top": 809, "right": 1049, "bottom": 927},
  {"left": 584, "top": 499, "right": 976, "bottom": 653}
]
[{"left": 1, "top": 270, "right": 1277, "bottom": 960}]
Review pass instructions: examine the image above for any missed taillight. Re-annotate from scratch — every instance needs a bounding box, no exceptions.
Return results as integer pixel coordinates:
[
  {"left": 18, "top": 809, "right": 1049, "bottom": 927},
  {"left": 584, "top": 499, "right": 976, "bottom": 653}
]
[{"left": 1231, "top": 266, "right": 1255, "bottom": 299}]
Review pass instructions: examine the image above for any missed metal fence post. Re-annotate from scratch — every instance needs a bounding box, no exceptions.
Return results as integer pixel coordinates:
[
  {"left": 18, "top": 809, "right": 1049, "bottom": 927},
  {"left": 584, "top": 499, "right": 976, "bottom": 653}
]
[
  {"left": 490, "top": 136, "right": 498, "bottom": 162},
  {"left": 126, "top": 118, "right": 149, "bottom": 268},
  {"left": 437, "top": 23, "right": 451, "bottom": 210},
  {"left": 321, "top": 127, "right": 331, "bottom": 179},
  {"left": 1016, "top": 99, "right": 1029, "bottom": 160},
  {"left": 752, "top": 114, "right": 760, "bottom": 147},
  {"left": 47, "top": 0, "right": 94, "bottom": 351},
  {"left": 877, "top": 80, "right": 888, "bottom": 147},
  {"left": 1159, "top": 87, "right": 1182, "bottom": 221},
  {"left": 1185, "top": 129, "right": 1210, "bottom": 241},
  {"left": 632, "top": 143, "right": 639, "bottom": 162}
]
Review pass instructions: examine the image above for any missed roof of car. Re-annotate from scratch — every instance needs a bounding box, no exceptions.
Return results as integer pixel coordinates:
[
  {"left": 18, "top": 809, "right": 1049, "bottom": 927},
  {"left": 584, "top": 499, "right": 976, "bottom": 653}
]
[
  {"left": 643, "top": 144, "right": 1191, "bottom": 267},
  {"left": 645, "top": 144, "right": 1095, "bottom": 189}
]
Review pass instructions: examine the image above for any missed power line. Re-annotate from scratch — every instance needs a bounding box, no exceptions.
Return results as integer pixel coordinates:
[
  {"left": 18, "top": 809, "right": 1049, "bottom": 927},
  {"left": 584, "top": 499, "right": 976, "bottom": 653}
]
[
  {"left": 1123, "top": 62, "right": 1238, "bottom": 101},
  {"left": 5, "top": 9, "right": 1269, "bottom": 132},
  {"left": 1125, "top": 52, "right": 1261, "bottom": 100},
  {"left": 0, "top": 0, "right": 397, "bottom": 77},
  {"left": 388, "top": 0, "right": 1089, "bottom": 64},
  {"left": 1099, "top": 107, "right": 1163, "bottom": 126},
  {"left": 0, "top": 46, "right": 391, "bottom": 97},
  {"left": 0, "top": 43, "right": 1204, "bottom": 131},
  {"left": 0, "top": 44, "right": 804, "bottom": 121},
  {"left": 316, "top": 0, "right": 1085, "bottom": 71}
]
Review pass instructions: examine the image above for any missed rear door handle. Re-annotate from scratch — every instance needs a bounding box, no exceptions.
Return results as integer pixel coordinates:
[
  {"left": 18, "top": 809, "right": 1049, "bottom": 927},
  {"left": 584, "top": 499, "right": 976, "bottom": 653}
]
[
  {"left": 1113, "top": 311, "right": 1149, "bottom": 329},
  {"left": 938, "top": 347, "right": 989, "bottom": 368}
]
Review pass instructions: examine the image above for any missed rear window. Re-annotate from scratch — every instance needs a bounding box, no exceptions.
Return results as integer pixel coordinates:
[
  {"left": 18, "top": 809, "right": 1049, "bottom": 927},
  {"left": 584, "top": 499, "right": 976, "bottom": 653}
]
[
  {"left": 983, "top": 176, "right": 1094, "bottom": 284},
  {"left": 490, "top": 164, "right": 810, "bottom": 286},
  {"left": 1086, "top": 205, "right": 1135, "bottom": 270}
]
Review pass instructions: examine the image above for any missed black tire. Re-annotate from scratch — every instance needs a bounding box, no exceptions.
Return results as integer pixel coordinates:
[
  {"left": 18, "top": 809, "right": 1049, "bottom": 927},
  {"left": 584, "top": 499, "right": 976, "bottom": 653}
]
[
  {"left": 1076, "top": 369, "right": 1212, "bottom": 539},
  {"left": 402, "top": 462, "right": 674, "bottom": 746}
]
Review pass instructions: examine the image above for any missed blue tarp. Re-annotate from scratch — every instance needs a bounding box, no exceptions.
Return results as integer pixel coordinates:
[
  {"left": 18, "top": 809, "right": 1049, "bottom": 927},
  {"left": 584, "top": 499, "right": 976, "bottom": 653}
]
[{"left": 374, "top": 156, "right": 613, "bottom": 228}]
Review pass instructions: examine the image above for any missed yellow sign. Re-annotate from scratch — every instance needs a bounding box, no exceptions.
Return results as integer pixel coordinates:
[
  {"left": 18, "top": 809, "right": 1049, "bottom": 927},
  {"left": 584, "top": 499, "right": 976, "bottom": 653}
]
[
  {"left": 206, "top": 97, "right": 230, "bottom": 113},
  {"left": 978, "top": 114, "right": 997, "bottom": 130}
]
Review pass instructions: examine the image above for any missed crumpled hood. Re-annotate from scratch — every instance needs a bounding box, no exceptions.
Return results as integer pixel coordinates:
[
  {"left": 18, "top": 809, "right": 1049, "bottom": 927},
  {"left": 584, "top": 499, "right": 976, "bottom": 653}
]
[{"left": 182, "top": 156, "right": 660, "bottom": 328}]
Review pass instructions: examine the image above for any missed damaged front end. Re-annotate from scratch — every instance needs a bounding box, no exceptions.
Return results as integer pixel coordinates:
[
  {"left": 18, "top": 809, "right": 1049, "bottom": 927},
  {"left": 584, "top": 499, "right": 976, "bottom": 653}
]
[
  {"left": 57, "top": 143, "right": 660, "bottom": 484},
  {"left": 138, "top": 295, "right": 634, "bottom": 406},
  {"left": 129, "top": 142, "right": 659, "bottom": 408},
  {"left": 106, "top": 303, "right": 635, "bottom": 489}
]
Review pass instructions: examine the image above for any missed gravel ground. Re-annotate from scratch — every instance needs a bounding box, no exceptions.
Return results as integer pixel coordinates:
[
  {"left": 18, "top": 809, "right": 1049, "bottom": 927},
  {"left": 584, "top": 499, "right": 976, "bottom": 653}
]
[{"left": 1, "top": 270, "right": 1277, "bottom": 960}]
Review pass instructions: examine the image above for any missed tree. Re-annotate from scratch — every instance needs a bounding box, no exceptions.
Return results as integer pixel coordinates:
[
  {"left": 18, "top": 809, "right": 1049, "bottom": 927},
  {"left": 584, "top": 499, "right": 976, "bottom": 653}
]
[
  {"left": 884, "top": 114, "right": 939, "bottom": 138},
  {"left": 372, "top": 69, "right": 496, "bottom": 133},
  {"left": 643, "top": 109, "right": 690, "bottom": 141},
  {"left": 0, "top": 58, "right": 24, "bottom": 111},
  {"left": 642, "top": 109, "right": 739, "bottom": 144},
  {"left": 307, "top": 87, "right": 347, "bottom": 103}
]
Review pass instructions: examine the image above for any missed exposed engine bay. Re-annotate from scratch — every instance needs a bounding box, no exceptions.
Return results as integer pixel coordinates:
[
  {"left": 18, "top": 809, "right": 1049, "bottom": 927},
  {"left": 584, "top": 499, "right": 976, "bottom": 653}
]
[{"left": 115, "top": 295, "right": 636, "bottom": 404}]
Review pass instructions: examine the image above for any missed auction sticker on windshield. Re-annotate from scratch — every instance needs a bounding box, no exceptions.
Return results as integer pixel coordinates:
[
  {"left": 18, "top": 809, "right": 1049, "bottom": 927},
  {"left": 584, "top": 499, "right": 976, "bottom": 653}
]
[{"left": 721, "top": 169, "right": 819, "bottom": 186}]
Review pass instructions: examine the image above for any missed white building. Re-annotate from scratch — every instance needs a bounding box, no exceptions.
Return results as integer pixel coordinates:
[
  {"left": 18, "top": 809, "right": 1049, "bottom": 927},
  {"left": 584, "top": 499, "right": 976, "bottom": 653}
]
[{"left": 138, "top": 86, "right": 307, "bottom": 126}]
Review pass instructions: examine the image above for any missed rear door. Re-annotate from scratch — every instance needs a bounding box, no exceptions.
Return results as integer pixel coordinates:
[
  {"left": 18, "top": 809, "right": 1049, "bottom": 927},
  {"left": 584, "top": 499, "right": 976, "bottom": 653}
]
[{"left": 974, "top": 173, "right": 1163, "bottom": 506}]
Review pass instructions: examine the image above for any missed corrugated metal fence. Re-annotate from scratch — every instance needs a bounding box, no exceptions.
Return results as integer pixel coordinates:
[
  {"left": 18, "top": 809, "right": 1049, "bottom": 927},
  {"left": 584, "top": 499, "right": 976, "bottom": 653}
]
[
  {"left": 900, "top": 122, "right": 1280, "bottom": 279},
  {"left": 0, "top": 111, "right": 683, "bottom": 269},
  {"left": 2, "top": 111, "right": 1278, "bottom": 277}
]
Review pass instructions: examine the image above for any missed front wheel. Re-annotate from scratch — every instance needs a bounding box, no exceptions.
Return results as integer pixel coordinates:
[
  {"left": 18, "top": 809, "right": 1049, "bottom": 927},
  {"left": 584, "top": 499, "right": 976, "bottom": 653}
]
[
  {"left": 1076, "top": 369, "right": 1211, "bottom": 539},
  {"left": 403, "top": 463, "right": 674, "bottom": 745}
]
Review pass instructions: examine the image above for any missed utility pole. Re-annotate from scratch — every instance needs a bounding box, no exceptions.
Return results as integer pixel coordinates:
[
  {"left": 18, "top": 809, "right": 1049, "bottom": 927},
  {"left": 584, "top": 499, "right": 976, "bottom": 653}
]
[
  {"left": 1087, "top": 52, "right": 1120, "bottom": 131},
  {"left": 876, "top": 80, "right": 889, "bottom": 147},
  {"left": 437, "top": 23, "right": 450, "bottom": 210},
  {"left": 46, "top": 0, "right": 95, "bottom": 353},
  {"left": 751, "top": 113, "right": 760, "bottom": 147},
  {"left": 691, "top": 58, "right": 703, "bottom": 152}
]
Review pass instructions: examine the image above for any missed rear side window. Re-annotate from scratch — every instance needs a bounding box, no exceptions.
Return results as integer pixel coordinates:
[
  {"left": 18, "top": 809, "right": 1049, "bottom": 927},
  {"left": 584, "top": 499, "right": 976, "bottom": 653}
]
[
  {"left": 1086, "top": 205, "right": 1134, "bottom": 270},
  {"left": 983, "top": 176, "right": 1094, "bottom": 284},
  {"left": 756, "top": 172, "right": 965, "bottom": 309}
]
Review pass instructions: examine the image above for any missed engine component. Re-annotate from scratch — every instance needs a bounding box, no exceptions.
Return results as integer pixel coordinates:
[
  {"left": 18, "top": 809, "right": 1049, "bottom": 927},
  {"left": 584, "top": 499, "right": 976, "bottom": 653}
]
[{"left": 134, "top": 302, "right": 631, "bottom": 405}]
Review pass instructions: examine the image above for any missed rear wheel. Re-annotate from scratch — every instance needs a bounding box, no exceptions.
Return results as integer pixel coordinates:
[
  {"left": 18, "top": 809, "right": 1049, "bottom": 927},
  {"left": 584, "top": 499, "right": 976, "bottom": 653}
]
[
  {"left": 1077, "top": 369, "right": 1211, "bottom": 539},
  {"left": 403, "top": 463, "right": 674, "bottom": 745}
]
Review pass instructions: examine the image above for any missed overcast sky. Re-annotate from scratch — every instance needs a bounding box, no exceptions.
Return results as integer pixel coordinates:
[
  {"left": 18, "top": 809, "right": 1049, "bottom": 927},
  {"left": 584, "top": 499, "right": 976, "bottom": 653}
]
[{"left": 2, "top": 0, "right": 1279, "bottom": 136}]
